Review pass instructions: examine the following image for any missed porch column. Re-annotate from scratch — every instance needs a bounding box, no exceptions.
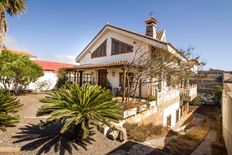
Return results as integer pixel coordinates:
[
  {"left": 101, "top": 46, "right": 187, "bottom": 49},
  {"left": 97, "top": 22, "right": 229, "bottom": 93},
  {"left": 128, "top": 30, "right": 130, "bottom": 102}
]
[
  {"left": 139, "top": 79, "right": 142, "bottom": 98},
  {"left": 68, "top": 71, "right": 71, "bottom": 82},
  {"left": 74, "top": 71, "right": 77, "bottom": 82},
  {"left": 79, "top": 71, "right": 83, "bottom": 86},
  {"left": 122, "top": 67, "right": 126, "bottom": 102}
]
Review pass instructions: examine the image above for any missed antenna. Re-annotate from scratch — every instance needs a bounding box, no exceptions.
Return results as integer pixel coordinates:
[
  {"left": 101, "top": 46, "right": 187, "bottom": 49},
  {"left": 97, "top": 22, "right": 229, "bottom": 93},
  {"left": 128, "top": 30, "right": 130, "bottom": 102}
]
[{"left": 149, "top": 10, "right": 155, "bottom": 17}]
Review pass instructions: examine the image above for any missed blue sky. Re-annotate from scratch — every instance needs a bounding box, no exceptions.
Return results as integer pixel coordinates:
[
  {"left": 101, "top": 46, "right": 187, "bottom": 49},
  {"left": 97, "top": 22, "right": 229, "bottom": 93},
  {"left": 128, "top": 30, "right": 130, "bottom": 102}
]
[{"left": 5, "top": 0, "right": 232, "bottom": 70}]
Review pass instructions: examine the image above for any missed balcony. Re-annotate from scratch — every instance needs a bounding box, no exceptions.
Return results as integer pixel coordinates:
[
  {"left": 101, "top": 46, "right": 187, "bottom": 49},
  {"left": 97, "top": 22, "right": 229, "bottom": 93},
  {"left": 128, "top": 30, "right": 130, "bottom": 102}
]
[
  {"left": 180, "top": 84, "right": 198, "bottom": 101},
  {"left": 157, "top": 89, "right": 180, "bottom": 104}
]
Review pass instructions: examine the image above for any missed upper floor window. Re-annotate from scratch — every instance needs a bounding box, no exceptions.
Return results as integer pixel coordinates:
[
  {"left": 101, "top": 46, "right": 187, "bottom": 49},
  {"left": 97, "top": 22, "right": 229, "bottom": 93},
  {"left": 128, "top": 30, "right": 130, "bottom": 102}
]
[
  {"left": 91, "top": 40, "right": 107, "bottom": 58},
  {"left": 111, "top": 38, "right": 133, "bottom": 55}
]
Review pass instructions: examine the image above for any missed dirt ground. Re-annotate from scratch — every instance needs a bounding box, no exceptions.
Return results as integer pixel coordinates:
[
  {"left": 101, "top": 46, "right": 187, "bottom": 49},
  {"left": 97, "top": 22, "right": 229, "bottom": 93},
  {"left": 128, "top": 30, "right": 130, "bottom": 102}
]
[
  {"left": 0, "top": 94, "right": 227, "bottom": 155},
  {"left": 0, "top": 94, "right": 121, "bottom": 155}
]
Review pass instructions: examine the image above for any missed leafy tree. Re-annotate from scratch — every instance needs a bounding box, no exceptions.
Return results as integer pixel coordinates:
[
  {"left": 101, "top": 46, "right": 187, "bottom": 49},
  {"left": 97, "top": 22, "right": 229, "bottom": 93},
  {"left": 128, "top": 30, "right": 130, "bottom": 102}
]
[
  {"left": 0, "top": 0, "right": 26, "bottom": 47},
  {"left": 0, "top": 89, "right": 22, "bottom": 131},
  {"left": 37, "top": 83, "right": 122, "bottom": 139},
  {"left": 55, "top": 68, "right": 69, "bottom": 88},
  {"left": 0, "top": 50, "right": 43, "bottom": 94}
]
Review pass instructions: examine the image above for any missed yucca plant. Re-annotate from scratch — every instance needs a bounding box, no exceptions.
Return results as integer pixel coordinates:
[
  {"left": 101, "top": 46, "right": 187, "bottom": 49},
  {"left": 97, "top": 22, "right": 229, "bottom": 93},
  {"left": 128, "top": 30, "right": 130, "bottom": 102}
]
[
  {"left": 0, "top": 90, "right": 22, "bottom": 131},
  {"left": 37, "top": 83, "right": 123, "bottom": 139}
]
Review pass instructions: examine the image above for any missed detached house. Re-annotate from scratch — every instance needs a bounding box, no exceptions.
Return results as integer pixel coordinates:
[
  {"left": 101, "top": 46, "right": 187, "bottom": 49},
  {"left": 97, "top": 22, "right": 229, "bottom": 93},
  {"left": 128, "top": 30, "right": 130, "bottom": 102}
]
[{"left": 66, "top": 17, "right": 198, "bottom": 128}]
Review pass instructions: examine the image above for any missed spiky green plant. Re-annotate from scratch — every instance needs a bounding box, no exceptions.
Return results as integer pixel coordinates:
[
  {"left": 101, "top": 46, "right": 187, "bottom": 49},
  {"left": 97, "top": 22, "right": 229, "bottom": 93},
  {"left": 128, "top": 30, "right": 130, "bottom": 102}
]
[
  {"left": 37, "top": 83, "right": 123, "bottom": 139},
  {"left": 0, "top": 90, "right": 22, "bottom": 131}
]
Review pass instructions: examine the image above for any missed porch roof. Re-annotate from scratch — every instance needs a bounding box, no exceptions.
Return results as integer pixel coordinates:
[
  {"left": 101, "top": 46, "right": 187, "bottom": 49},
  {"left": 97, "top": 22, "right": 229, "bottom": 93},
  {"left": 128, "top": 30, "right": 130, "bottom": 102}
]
[{"left": 65, "top": 61, "right": 129, "bottom": 70}]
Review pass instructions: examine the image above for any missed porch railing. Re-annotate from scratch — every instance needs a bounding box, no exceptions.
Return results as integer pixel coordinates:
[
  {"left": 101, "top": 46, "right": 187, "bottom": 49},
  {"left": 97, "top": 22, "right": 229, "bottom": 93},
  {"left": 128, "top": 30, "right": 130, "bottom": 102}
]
[
  {"left": 157, "top": 89, "right": 180, "bottom": 104},
  {"left": 180, "top": 84, "right": 197, "bottom": 97}
]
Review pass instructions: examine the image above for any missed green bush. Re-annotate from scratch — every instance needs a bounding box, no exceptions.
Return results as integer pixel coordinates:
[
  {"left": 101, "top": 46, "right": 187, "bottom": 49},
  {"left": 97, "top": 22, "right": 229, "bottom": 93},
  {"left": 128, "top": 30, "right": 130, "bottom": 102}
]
[
  {"left": 147, "top": 96, "right": 157, "bottom": 102},
  {"left": 191, "top": 95, "right": 204, "bottom": 105},
  {"left": 0, "top": 90, "right": 22, "bottom": 131},
  {"left": 37, "top": 83, "right": 122, "bottom": 139}
]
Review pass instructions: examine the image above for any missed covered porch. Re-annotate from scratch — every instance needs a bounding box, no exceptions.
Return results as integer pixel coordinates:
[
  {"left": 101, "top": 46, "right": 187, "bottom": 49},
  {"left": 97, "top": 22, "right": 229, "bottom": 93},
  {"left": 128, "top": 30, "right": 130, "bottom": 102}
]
[{"left": 65, "top": 61, "right": 150, "bottom": 100}]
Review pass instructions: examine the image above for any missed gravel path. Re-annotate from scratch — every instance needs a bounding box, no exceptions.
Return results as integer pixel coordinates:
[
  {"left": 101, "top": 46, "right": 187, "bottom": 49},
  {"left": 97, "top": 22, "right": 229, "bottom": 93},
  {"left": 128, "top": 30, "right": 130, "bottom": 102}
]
[{"left": 0, "top": 94, "right": 121, "bottom": 155}]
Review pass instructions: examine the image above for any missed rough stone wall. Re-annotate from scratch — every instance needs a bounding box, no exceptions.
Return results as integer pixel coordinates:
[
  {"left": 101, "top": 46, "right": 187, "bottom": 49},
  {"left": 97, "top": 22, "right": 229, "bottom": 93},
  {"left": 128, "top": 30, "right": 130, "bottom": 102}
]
[{"left": 222, "top": 84, "right": 232, "bottom": 155}]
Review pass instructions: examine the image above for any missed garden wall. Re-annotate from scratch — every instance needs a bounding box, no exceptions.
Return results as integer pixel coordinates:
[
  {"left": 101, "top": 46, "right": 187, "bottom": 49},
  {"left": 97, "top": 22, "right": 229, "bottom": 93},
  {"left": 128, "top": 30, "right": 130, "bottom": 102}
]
[{"left": 222, "top": 83, "right": 232, "bottom": 155}]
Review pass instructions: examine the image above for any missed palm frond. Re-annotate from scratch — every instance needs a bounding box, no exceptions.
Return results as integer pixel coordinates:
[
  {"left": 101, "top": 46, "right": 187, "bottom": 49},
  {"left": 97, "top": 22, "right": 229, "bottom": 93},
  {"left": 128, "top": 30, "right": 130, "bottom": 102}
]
[{"left": 37, "top": 83, "right": 123, "bottom": 139}]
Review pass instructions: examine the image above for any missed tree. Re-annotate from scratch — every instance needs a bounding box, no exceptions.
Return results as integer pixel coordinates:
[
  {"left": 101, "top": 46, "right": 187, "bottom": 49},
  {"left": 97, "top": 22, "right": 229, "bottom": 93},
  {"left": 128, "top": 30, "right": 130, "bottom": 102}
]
[
  {"left": 55, "top": 68, "right": 69, "bottom": 88},
  {"left": 0, "top": 50, "right": 43, "bottom": 94},
  {"left": 0, "top": 89, "right": 22, "bottom": 131},
  {"left": 0, "top": 0, "right": 26, "bottom": 48},
  {"left": 122, "top": 46, "right": 204, "bottom": 103},
  {"left": 37, "top": 83, "right": 122, "bottom": 139}
]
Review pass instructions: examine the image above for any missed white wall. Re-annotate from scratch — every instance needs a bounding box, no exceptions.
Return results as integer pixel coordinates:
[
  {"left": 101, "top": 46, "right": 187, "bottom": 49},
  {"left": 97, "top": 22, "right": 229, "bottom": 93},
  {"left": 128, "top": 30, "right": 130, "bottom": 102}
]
[
  {"left": 222, "top": 84, "right": 232, "bottom": 155},
  {"left": 79, "top": 30, "right": 150, "bottom": 65},
  {"left": 163, "top": 100, "right": 181, "bottom": 128},
  {"left": 28, "top": 71, "right": 58, "bottom": 91}
]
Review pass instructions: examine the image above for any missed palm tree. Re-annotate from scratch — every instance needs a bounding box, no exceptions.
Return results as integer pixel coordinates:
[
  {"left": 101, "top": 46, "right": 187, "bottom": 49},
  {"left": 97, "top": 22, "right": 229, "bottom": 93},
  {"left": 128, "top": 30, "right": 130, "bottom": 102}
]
[
  {"left": 0, "top": 0, "right": 26, "bottom": 48},
  {"left": 37, "top": 83, "right": 122, "bottom": 139},
  {"left": 0, "top": 90, "right": 22, "bottom": 131}
]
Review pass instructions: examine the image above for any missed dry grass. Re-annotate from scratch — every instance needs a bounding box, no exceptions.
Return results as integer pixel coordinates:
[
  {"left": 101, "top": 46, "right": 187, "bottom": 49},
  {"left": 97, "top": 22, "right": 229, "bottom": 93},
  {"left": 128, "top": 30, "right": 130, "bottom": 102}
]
[
  {"left": 166, "top": 117, "right": 210, "bottom": 155},
  {"left": 124, "top": 123, "right": 168, "bottom": 142},
  {"left": 211, "top": 136, "right": 227, "bottom": 155},
  {"left": 208, "top": 108, "right": 228, "bottom": 155}
]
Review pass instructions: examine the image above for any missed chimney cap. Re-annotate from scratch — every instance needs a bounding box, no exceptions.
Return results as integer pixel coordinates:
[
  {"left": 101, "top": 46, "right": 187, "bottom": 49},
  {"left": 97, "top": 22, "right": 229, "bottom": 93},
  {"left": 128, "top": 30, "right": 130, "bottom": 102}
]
[{"left": 145, "top": 16, "right": 158, "bottom": 24}]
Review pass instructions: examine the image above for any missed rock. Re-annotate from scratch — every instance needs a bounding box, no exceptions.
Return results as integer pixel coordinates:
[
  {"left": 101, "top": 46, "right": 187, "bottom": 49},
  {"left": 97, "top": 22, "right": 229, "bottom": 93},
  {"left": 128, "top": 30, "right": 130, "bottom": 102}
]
[
  {"left": 118, "top": 129, "right": 128, "bottom": 142},
  {"left": 108, "top": 129, "right": 119, "bottom": 140}
]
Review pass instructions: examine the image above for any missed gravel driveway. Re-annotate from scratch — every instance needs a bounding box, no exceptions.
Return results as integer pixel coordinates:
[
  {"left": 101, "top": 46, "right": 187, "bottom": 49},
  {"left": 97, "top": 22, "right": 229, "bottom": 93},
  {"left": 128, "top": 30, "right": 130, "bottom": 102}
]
[{"left": 0, "top": 94, "right": 121, "bottom": 155}]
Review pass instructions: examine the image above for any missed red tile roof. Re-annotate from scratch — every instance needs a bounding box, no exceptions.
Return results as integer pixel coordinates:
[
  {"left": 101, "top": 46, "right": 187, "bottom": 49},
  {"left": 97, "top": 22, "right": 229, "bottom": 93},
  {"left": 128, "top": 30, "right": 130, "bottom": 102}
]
[{"left": 33, "top": 60, "right": 74, "bottom": 74}]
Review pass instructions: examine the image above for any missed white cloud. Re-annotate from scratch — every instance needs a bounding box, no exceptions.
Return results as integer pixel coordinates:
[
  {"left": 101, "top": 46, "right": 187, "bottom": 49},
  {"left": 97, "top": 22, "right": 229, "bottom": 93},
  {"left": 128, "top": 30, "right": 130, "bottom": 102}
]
[
  {"left": 5, "top": 34, "right": 28, "bottom": 50},
  {"left": 40, "top": 55, "right": 77, "bottom": 64},
  {"left": 5, "top": 34, "right": 77, "bottom": 64}
]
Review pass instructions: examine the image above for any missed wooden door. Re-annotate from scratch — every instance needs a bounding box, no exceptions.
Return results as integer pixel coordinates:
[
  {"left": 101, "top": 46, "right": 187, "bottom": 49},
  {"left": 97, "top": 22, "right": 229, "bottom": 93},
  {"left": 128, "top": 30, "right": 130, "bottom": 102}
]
[
  {"left": 167, "top": 115, "right": 171, "bottom": 128},
  {"left": 98, "top": 69, "right": 107, "bottom": 87},
  {"left": 176, "top": 109, "right": 179, "bottom": 123}
]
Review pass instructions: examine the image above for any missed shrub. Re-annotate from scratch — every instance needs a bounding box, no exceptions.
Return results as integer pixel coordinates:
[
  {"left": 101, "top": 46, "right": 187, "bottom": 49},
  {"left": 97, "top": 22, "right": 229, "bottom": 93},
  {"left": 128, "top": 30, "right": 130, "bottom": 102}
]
[
  {"left": 147, "top": 95, "right": 157, "bottom": 102},
  {"left": 190, "top": 95, "right": 204, "bottom": 105},
  {"left": 37, "top": 83, "right": 123, "bottom": 139},
  {"left": 35, "top": 80, "right": 52, "bottom": 92},
  {"left": 55, "top": 68, "right": 68, "bottom": 88},
  {"left": 0, "top": 90, "right": 22, "bottom": 131}
]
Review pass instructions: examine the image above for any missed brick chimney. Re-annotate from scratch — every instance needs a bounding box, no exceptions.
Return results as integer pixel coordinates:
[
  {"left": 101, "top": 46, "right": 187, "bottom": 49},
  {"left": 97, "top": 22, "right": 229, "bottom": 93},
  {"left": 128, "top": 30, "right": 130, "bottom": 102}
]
[{"left": 145, "top": 16, "right": 158, "bottom": 38}]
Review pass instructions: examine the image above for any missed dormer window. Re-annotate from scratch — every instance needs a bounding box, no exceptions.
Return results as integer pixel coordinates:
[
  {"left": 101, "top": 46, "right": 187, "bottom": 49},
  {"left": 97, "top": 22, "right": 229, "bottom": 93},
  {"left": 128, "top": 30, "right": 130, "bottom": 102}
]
[
  {"left": 91, "top": 40, "right": 107, "bottom": 58},
  {"left": 111, "top": 38, "right": 133, "bottom": 55}
]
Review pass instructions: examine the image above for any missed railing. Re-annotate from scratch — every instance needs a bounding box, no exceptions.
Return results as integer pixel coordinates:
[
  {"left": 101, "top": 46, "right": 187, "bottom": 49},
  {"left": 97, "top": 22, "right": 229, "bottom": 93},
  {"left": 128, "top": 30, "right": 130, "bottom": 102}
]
[
  {"left": 157, "top": 89, "right": 180, "bottom": 104},
  {"left": 180, "top": 84, "right": 197, "bottom": 97}
]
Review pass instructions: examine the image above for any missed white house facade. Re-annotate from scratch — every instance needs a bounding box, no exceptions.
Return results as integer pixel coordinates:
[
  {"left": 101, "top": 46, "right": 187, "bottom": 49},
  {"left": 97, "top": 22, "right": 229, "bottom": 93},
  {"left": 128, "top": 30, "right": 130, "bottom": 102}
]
[{"left": 66, "top": 17, "right": 198, "bottom": 128}]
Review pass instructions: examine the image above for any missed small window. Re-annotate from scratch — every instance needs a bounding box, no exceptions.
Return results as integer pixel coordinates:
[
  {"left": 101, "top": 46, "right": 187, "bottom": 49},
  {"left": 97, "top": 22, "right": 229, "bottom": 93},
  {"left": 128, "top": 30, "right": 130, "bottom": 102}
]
[
  {"left": 83, "top": 73, "right": 94, "bottom": 83},
  {"left": 111, "top": 38, "right": 133, "bottom": 55},
  {"left": 91, "top": 40, "right": 107, "bottom": 58}
]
